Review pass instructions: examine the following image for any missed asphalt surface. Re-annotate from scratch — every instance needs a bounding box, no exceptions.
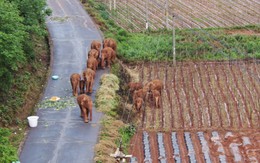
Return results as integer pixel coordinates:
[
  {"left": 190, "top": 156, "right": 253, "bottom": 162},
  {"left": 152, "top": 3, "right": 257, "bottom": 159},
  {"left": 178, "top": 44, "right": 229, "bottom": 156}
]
[{"left": 19, "top": 0, "right": 107, "bottom": 162}]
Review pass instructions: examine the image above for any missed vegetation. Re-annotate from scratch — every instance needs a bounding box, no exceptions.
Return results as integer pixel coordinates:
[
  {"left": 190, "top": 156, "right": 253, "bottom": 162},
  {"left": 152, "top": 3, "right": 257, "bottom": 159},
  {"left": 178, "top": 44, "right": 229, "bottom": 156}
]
[
  {"left": 84, "top": 0, "right": 260, "bottom": 62},
  {"left": 0, "top": 0, "right": 51, "bottom": 161},
  {"left": 95, "top": 73, "right": 124, "bottom": 162},
  {"left": 0, "top": 0, "right": 51, "bottom": 126},
  {"left": 0, "top": 128, "right": 18, "bottom": 163}
]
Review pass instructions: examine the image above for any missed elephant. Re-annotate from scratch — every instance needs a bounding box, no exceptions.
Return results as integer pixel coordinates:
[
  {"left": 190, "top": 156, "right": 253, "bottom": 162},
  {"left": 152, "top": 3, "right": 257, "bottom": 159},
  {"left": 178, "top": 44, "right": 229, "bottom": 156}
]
[
  {"left": 91, "top": 40, "right": 101, "bottom": 56},
  {"left": 127, "top": 82, "right": 143, "bottom": 93},
  {"left": 133, "top": 88, "right": 146, "bottom": 103},
  {"left": 145, "top": 79, "right": 163, "bottom": 94},
  {"left": 134, "top": 97, "right": 143, "bottom": 112},
  {"left": 87, "top": 56, "right": 98, "bottom": 72},
  {"left": 103, "top": 38, "right": 117, "bottom": 51},
  {"left": 152, "top": 89, "right": 161, "bottom": 108},
  {"left": 83, "top": 68, "right": 95, "bottom": 94},
  {"left": 101, "top": 47, "right": 116, "bottom": 69},
  {"left": 77, "top": 94, "right": 93, "bottom": 123},
  {"left": 88, "top": 49, "right": 99, "bottom": 59},
  {"left": 70, "top": 73, "right": 81, "bottom": 96},
  {"left": 79, "top": 79, "right": 85, "bottom": 94}
]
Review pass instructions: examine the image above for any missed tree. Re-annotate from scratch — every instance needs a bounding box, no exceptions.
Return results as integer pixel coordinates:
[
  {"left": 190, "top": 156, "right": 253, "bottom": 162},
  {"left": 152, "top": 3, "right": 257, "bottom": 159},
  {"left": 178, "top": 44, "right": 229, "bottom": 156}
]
[{"left": 0, "top": 0, "right": 27, "bottom": 93}]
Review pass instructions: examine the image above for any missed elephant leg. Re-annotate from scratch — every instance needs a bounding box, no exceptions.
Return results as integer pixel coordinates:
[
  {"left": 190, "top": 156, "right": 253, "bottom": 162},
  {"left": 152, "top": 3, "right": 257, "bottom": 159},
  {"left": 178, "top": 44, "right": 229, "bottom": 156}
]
[
  {"left": 89, "top": 80, "right": 93, "bottom": 93},
  {"left": 86, "top": 81, "right": 89, "bottom": 93},
  {"left": 74, "top": 86, "right": 77, "bottom": 96},
  {"left": 82, "top": 108, "right": 88, "bottom": 123},
  {"left": 89, "top": 103, "right": 92, "bottom": 121},
  {"left": 107, "top": 59, "right": 111, "bottom": 68},
  {"left": 79, "top": 105, "right": 83, "bottom": 117}
]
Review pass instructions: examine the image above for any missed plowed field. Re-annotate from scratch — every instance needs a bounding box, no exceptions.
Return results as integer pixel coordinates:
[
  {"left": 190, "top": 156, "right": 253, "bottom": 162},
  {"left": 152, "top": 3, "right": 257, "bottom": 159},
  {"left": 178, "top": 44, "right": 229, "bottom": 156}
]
[{"left": 126, "top": 60, "right": 260, "bottom": 162}]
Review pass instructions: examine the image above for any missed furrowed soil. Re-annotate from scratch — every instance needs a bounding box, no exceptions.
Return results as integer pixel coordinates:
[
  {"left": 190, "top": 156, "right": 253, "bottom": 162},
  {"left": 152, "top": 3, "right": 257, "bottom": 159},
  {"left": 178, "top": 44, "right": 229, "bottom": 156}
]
[{"left": 125, "top": 60, "right": 260, "bottom": 162}]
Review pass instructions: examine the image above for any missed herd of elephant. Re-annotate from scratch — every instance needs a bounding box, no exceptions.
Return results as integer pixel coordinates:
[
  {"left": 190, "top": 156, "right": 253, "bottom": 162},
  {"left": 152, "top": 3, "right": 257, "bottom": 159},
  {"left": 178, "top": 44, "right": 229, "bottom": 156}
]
[
  {"left": 128, "top": 79, "right": 164, "bottom": 112},
  {"left": 70, "top": 38, "right": 117, "bottom": 123}
]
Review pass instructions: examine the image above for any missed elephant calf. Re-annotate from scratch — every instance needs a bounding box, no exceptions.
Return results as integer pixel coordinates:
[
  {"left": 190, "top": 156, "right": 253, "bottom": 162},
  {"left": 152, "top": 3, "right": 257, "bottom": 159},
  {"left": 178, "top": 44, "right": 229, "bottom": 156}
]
[
  {"left": 83, "top": 68, "right": 95, "bottom": 94},
  {"left": 70, "top": 73, "right": 81, "bottom": 96},
  {"left": 77, "top": 94, "right": 93, "bottom": 123}
]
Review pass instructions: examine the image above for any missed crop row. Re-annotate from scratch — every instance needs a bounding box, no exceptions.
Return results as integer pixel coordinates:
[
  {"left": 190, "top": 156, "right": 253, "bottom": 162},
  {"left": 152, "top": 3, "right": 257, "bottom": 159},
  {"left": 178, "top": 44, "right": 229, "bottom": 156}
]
[
  {"left": 130, "top": 130, "right": 260, "bottom": 162},
  {"left": 137, "top": 61, "right": 260, "bottom": 131},
  {"left": 98, "top": 0, "right": 260, "bottom": 31}
]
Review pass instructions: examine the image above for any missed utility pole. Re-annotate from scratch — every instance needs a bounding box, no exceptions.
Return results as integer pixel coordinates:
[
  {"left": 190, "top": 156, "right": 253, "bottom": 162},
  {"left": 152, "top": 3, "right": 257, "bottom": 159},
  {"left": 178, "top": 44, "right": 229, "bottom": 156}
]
[
  {"left": 114, "top": 0, "right": 116, "bottom": 10},
  {"left": 172, "top": 14, "right": 176, "bottom": 66},
  {"left": 165, "top": 0, "right": 169, "bottom": 29},
  {"left": 145, "top": 0, "right": 149, "bottom": 30},
  {"left": 109, "top": 0, "right": 112, "bottom": 10}
]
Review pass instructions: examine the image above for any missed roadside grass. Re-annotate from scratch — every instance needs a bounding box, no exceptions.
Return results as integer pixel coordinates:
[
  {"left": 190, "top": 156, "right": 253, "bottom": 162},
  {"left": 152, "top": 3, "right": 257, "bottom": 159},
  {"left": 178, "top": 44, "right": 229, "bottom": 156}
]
[{"left": 94, "top": 64, "right": 137, "bottom": 162}]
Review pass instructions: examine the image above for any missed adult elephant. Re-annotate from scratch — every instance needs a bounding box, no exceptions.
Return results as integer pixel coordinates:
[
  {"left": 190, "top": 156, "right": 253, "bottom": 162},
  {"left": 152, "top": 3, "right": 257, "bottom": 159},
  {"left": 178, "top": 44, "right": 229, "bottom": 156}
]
[
  {"left": 70, "top": 73, "right": 81, "bottom": 96},
  {"left": 101, "top": 47, "right": 115, "bottom": 69},
  {"left": 77, "top": 94, "right": 93, "bottom": 123},
  {"left": 91, "top": 40, "right": 101, "bottom": 57},
  {"left": 87, "top": 56, "right": 98, "bottom": 72},
  {"left": 145, "top": 79, "right": 163, "bottom": 94},
  {"left": 83, "top": 68, "right": 95, "bottom": 94},
  {"left": 103, "top": 38, "right": 117, "bottom": 51}
]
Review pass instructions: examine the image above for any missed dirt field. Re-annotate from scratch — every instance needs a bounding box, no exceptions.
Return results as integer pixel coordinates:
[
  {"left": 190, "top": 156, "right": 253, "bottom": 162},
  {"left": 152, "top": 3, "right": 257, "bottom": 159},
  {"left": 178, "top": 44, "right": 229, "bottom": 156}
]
[{"left": 125, "top": 60, "right": 260, "bottom": 162}]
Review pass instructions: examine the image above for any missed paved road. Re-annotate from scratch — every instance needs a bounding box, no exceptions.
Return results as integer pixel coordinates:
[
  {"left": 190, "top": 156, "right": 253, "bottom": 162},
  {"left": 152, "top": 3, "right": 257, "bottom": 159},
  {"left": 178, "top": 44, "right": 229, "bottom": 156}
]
[{"left": 20, "top": 0, "right": 106, "bottom": 162}]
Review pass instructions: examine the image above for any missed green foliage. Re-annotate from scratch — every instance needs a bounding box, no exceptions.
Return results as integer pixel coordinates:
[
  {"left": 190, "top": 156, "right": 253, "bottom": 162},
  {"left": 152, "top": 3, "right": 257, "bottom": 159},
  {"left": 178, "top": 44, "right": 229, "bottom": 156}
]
[
  {"left": 118, "top": 124, "right": 136, "bottom": 152},
  {"left": 8, "top": 0, "right": 51, "bottom": 35},
  {"left": 0, "top": 0, "right": 27, "bottom": 92},
  {"left": 0, "top": 0, "right": 51, "bottom": 94},
  {"left": 36, "top": 97, "right": 76, "bottom": 110},
  {"left": 0, "top": 128, "right": 18, "bottom": 163}
]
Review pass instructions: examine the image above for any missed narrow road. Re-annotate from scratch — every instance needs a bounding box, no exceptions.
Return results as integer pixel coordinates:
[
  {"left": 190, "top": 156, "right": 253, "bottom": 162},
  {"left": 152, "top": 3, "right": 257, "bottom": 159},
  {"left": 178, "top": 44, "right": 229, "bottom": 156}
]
[{"left": 20, "top": 0, "right": 106, "bottom": 162}]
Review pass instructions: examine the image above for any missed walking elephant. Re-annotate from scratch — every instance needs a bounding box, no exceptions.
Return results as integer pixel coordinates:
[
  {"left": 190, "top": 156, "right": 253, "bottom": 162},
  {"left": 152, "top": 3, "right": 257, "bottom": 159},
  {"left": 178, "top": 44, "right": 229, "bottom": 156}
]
[
  {"left": 127, "top": 82, "right": 143, "bottom": 94},
  {"left": 77, "top": 94, "right": 93, "bottom": 123},
  {"left": 88, "top": 49, "right": 99, "bottom": 59},
  {"left": 83, "top": 68, "right": 95, "bottom": 94},
  {"left": 103, "top": 38, "right": 117, "bottom": 51},
  {"left": 91, "top": 40, "right": 101, "bottom": 57},
  {"left": 145, "top": 79, "right": 163, "bottom": 94},
  {"left": 70, "top": 73, "right": 81, "bottom": 96},
  {"left": 101, "top": 47, "right": 116, "bottom": 69},
  {"left": 87, "top": 56, "right": 98, "bottom": 72},
  {"left": 79, "top": 79, "right": 85, "bottom": 94}
]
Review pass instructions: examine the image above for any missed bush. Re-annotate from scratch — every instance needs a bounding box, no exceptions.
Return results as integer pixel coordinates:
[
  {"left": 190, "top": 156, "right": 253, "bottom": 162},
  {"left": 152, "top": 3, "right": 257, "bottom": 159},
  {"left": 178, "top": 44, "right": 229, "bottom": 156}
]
[{"left": 0, "top": 128, "right": 18, "bottom": 163}]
